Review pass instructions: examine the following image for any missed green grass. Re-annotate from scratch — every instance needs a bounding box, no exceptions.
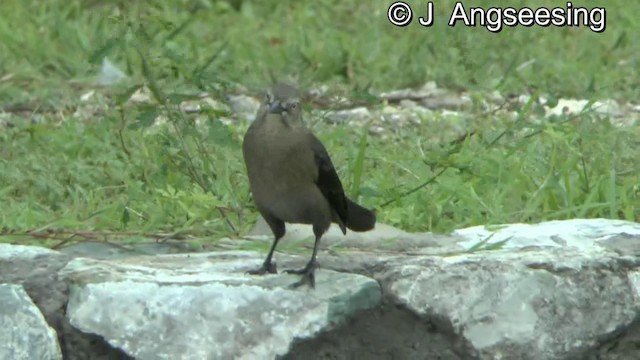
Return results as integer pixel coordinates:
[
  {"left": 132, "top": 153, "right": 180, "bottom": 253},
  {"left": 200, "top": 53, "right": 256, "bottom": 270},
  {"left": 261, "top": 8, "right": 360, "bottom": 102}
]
[{"left": 0, "top": 0, "right": 638, "bottom": 248}]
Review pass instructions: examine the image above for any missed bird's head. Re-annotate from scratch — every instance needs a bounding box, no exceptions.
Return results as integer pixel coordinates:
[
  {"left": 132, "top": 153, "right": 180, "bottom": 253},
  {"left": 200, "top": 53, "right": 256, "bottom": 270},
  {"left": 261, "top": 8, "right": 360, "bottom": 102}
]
[{"left": 264, "top": 83, "right": 302, "bottom": 126}]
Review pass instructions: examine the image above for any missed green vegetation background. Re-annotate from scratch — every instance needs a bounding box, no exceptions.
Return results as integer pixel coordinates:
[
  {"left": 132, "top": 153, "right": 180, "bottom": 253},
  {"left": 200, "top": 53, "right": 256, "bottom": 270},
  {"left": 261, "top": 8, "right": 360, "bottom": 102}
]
[{"left": 0, "top": 0, "right": 637, "bottom": 249}]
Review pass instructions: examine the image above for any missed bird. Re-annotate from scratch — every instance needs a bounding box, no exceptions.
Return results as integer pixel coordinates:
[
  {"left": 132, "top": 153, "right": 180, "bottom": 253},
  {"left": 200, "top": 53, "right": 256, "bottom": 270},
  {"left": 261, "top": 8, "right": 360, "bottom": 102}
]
[{"left": 242, "top": 83, "right": 376, "bottom": 288}]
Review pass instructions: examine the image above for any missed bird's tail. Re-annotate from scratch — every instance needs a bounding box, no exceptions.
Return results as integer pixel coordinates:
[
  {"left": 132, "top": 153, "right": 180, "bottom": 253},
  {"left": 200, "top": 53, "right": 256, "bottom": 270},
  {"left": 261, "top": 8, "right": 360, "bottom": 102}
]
[{"left": 345, "top": 198, "right": 376, "bottom": 232}]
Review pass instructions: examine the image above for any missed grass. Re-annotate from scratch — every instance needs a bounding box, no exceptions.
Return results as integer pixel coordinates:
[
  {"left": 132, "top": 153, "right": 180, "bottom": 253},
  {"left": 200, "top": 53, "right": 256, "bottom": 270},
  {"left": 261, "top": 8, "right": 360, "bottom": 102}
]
[{"left": 0, "top": 0, "right": 638, "bottom": 248}]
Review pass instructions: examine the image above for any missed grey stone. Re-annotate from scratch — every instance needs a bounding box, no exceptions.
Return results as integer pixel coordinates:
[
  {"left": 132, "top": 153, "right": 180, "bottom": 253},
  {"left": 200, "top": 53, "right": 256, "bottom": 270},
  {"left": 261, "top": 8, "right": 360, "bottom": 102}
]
[
  {"left": 379, "top": 244, "right": 640, "bottom": 358},
  {"left": 61, "top": 252, "right": 381, "bottom": 360},
  {"left": 324, "top": 107, "right": 372, "bottom": 124},
  {"left": 247, "top": 216, "right": 463, "bottom": 255},
  {"left": 287, "top": 218, "right": 640, "bottom": 359},
  {"left": 58, "top": 240, "right": 198, "bottom": 260},
  {"left": 97, "top": 58, "right": 127, "bottom": 86},
  {"left": 600, "top": 233, "right": 640, "bottom": 256},
  {"left": 378, "top": 82, "right": 472, "bottom": 111},
  {"left": 0, "top": 244, "right": 71, "bottom": 328},
  {"left": 0, "top": 244, "right": 129, "bottom": 360},
  {"left": 453, "top": 218, "right": 640, "bottom": 256},
  {"left": 228, "top": 94, "right": 261, "bottom": 121},
  {"left": 3, "top": 219, "right": 640, "bottom": 359},
  {"left": 0, "top": 284, "right": 62, "bottom": 360}
]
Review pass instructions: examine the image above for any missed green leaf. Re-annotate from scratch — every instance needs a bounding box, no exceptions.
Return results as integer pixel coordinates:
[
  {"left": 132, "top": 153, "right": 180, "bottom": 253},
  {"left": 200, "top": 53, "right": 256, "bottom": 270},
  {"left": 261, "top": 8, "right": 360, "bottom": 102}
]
[
  {"left": 128, "top": 107, "right": 159, "bottom": 129},
  {"left": 120, "top": 206, "right": 130, "bottom": 229},
  {"left": 193, "top": 41, "right": 229, "bottom": 79},
  {"left": 485, "top": 237, "right": 511, "bottom": 251},
  {"left": 167, "top": 93, "right": 198, "bottom": 105},
  {"left": 208, "top": 118, "right": 234, "bottom": 147},
  {"left": 136, "top": 47, "right": 165, "bottom": 104},
  {"left": 88, "top": 35, "right": 123, "bottom": 65}
]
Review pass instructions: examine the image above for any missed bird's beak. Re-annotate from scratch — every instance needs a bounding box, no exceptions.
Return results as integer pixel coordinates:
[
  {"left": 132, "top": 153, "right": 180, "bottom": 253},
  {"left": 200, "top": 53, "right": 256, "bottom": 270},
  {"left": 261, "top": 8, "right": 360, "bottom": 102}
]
[{"left": 269, "top": 101, "right": 285, "bottom": 114}]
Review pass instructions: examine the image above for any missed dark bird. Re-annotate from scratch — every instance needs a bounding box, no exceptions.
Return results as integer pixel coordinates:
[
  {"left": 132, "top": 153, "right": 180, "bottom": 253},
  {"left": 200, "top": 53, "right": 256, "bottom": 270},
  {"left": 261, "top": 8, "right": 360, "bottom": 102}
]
[{"left": 242, "top": 83, "right": 376, "bottom": 288}]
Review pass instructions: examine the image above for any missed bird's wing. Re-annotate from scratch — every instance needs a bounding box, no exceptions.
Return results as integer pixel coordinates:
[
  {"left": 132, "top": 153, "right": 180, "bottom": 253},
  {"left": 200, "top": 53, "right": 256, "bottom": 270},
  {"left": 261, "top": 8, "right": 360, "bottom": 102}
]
[{"left": 307, "top": 133, "right": 349, "bottom": 226}]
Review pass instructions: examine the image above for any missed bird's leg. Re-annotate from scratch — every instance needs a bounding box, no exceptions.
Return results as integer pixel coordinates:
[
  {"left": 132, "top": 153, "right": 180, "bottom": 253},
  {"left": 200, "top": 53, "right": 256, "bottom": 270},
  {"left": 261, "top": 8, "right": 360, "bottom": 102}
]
[
  {"left": 285, "top": 234, "right": 321, "bottom": 288},
  {"left": 246, "top": 236, "right": 280, "bottom": 275}
]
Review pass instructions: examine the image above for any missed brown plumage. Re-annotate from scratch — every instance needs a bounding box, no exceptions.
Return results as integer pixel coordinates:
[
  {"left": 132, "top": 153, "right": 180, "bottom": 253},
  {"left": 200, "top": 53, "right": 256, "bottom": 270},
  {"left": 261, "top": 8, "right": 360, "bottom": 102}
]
[{"left": 242, "top": 83, "right": 376, "bottom": 288}]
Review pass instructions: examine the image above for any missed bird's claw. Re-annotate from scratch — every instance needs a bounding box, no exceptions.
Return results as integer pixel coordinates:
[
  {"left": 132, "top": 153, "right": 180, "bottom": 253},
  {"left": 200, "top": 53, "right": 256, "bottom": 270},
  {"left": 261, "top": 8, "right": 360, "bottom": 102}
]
[
  {"left": 285, "top": 262, "right": 317, "bottom": 289},
  {"left": 287, "top": 271, "right": 315, "bottom": 289},
  {"left": 246, "top": 262, "right": 277, "bottom": 275}
]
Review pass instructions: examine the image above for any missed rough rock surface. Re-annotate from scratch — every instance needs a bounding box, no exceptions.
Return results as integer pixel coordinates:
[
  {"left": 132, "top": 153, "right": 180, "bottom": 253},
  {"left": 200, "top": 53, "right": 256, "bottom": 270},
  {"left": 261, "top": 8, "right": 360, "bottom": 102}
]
[
  {"left": 61, "top": 252, "right": 381, "bottom": 359},
  {"left": 0, "top": 243, "right": 130, "bottom": 360},
  {"left": 2, "top": 219, "right": 640, "bottom": 359},
  {"left": 0, "top": 283, "right": 62, "bottom": 360}
]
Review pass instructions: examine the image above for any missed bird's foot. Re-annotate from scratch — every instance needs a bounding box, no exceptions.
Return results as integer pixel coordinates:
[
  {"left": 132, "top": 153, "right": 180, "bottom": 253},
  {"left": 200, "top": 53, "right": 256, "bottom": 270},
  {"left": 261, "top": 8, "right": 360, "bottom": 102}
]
[
  {"left": 246, "top": 261, "right": 277, "bottom": 275},
  {"left": 285, "top": 261, "right": 317, "bottom": 289}
]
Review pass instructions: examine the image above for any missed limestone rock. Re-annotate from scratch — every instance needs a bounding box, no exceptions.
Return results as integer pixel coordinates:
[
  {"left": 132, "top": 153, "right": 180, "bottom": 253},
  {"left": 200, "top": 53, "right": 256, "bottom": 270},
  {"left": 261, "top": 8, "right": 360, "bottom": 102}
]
[
  {"left": 379, "top": 219, "right": 640, "bottom": 359},
  {"left": 2, "top": 219, "right": 640, "bottom": 359},
  {"left": 227, "top": 94, "right": 261, "bottom": 121},
  {"left": 247, "top": 217, "right": 463, "bottom": 255},
  {"left": 0, "top": 284, "right": 62, "bottom": 360},
  {"left": 0, "top": 244, "right": 71, "bottom": 328},
  {"left": 0, "top": 243, "right": 127, "bottom": 360},
  {"left": 61, "top": 252, "right": 381, "bottom": 360}
]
